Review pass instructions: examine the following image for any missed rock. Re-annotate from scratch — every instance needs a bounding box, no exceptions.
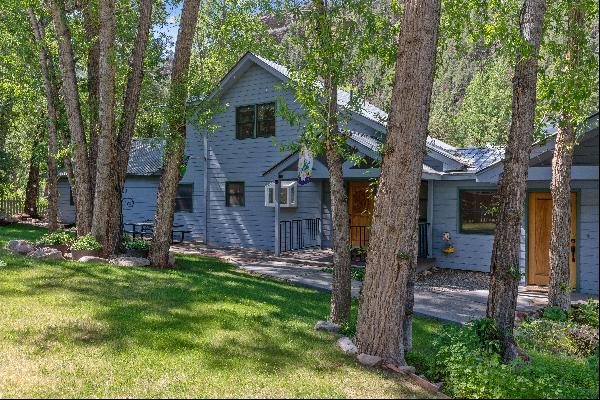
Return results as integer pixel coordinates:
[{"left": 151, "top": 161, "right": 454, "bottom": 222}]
[
  {"left": 110, "top": 257, "right": 150, "bottom": 267},
  {"left": 357, "top": 353, "right": 383, "bottom": 367},
  {"left": 6, "top": 240, "right": 35, "bottom": 255},
  {"left": 169, "top": 251, "right": 176, "bottom": 267},
  {"left": 314, "top": 320, "right": 340, "bottom": 333},
  {"left": 336, "top": 336, "right": 358, "bottom": 354},
  {"left": 78, "top": 256, "right": 108, "bottom": 263},
  {"left": 28, "top": 247, "right": 65, "bottom": 260}
]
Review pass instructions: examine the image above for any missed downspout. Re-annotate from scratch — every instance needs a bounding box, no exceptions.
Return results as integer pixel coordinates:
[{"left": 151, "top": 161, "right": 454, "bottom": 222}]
[
  {"left": 427, "top": 179, "right": 434, "bottom": 258},
  {"left": 203, "top": 132, "right": 208, "bottom": 244}
]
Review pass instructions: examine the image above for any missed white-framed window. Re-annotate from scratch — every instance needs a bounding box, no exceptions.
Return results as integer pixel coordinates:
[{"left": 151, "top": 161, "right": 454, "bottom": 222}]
[{"left": 265, "top": 181, "right": 297, "bottom": 208}]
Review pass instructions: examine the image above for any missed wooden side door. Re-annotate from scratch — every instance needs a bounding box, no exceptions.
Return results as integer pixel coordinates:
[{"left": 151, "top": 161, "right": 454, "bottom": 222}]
[
  {"left": 528, "top": 192, "right": 577, "bottom": 288},
  {"left": 348, "top": 181, "right": 374, "bottom": 247}
]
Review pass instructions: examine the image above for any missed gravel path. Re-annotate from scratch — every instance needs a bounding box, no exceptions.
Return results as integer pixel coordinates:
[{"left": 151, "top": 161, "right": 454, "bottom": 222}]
[{"left": 416, "top": 268, "right": 489, "bottom": 292}]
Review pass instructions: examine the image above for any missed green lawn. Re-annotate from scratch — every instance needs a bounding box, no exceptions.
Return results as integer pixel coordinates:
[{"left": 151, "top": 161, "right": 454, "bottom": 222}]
[{"left": 0, "top": 224, "right": 437, "bottom": 398}]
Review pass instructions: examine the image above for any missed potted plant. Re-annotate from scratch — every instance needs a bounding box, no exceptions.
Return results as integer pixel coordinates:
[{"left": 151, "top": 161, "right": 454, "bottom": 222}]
[
  {"left": 70, "top": 233, "right": 103, "bottom": 260},
  {"left": 123, "top": 237, "right": 150, "bottom": 258},
  {"left": 35, "top": 230, "right": 75, "bottom": 255},
  {"left": 350, "top": 246, "right": 367, "bottom": 262}
]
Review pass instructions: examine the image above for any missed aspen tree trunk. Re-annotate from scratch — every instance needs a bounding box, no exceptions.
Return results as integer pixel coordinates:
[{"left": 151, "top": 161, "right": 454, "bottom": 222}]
[
  {"left": 149, "top": 0, "right": 201, "bottom": 267},
  {"left": 28, "top": 8, "right": 59, "bottom": 232},
  {"left": 24, "top": 133, "right": 41, "bottom": 218},
  {"left": 47, "top": 0, "right": 93, "bottom": 235},
  {"left": 486, "top": 0, "right": 546, "bottom": 363},
  {"left": 91, "top": 0, "right": 117, "bottom": 255},
  {"left": 548, "top": 5, "right": 584, "bottom": 311},
  {"left": 324, "top": 79, "right": 352, "bottom": 324},
  {"left": 82, "top": 4, "right": 100, "bottom": 195},
  {"left": 355, "top": 0, "right": 441, "bottom": 366},
  {"left": 106, "top": 0, "right": 153, "bottom": 254},
  {"left": 312, "top": 0, "right": 352, "bottom": 325}
]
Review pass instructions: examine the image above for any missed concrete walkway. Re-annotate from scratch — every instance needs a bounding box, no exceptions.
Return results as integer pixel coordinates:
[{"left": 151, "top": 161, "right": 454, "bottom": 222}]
[
  {"left": 171, "top": 242, "right": 595, "bottom": 324},
  {"left": 239, "top": 261, "right": 558, "bottom": 324}
]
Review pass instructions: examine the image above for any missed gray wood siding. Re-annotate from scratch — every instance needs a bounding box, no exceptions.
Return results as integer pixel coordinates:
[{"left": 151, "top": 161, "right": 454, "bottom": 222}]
[
  {"left": 431, "top": 179, "right": 599, "bottom": 294},
  {"left": 431, "top": 180, "right": 500, "bottom": 273},
  {"left": 194, "top": 63, "right": 375, "bottom": 250}
]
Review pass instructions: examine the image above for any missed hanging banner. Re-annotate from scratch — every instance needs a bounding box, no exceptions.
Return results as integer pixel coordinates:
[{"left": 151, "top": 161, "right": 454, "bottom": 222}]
[{"left": 298, "top": 145, "right": 313, "bottom": 185}]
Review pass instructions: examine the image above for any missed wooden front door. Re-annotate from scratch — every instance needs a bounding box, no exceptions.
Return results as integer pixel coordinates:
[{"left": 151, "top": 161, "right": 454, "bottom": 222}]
[
  {"left": 528, "top": 192, "right": 577, "bottom": 288},
  {"left": 348, "top": 181, "right": 374, "bottom": 247}
]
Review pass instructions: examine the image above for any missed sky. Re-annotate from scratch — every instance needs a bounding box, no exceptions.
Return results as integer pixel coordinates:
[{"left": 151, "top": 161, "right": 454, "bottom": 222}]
[{"left": 151, "top": 2, "right": 182, "bottom": 51}]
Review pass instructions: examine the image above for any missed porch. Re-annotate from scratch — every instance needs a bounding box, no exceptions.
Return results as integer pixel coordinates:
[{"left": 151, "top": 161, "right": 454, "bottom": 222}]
[{"left": 275, "top": 180, "right": 434, "bottom": 260}]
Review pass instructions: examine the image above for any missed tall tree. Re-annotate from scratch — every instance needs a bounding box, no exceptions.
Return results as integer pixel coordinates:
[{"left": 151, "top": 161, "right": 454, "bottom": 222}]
[
  {"left": 274, "top": 0, "right": 389, "bottom": 324},
  {"left": 82, "top": 2, "right": 100, "bottom": 195},
  {"left": 313, "top": 0, "right": 351, "bottom": 325},
  {"left": 355, "top": 0, "right": 442, "bottom": 366},
  {"left": 149, "top": 0, "right": 201, "bottom": 267},
  {"left": 47, "top": 0, "right": 94, "bottom": 235},
  {"left": 28, "top": 7, "right": 59, "bottom": 232},
  {"left": 23, "top": 127, "right": 42, "bottom": 218},
  {"left": 106, "top": 0, "right": 153, "bottom": 254},
  {"left": 90, "top": 0, "right": 117, "bottom": 254},
  {"left": 545, "top": 0, "right": 598, "bottom": 310},
  {"left": 486, "top": 0, "right": 546, "bottom": 362}
]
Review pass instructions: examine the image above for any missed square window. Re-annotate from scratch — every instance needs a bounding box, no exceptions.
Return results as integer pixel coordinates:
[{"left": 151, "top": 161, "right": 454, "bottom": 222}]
[
  {"left": 235, "top": 103, "right": 275, "bottom": 139},
  {"left": 459, "top": 190, "right": 498, "bottom": 233},
  {"left": 226, "top": 182, "right": 245, "bottom": 207}
]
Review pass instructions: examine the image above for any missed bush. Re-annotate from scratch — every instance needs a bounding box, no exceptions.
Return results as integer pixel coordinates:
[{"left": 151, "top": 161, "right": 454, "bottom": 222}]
[
  {"left": 571, "top": 300, "right": 599, "bottom": 328},
  {"left": 124, "top": 238, "right": 149, "bottom": 251},
  {"left": 543, "top": 306, "right": 568, "bottom": 322},
  {"left": 36, "top": 230, "right": 75, "bottom": 246},
  {"left": 515, "top": 319, "right": 579, "bottom": 356},
  {"left": 428, "top": 318, "right": 599, "bottom": 398},
  {"left": 71, "top": 234, "right": 102, "bottom": 251}
]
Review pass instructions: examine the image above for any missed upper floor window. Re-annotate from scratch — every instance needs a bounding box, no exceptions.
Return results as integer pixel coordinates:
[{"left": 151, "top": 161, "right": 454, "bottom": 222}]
[
  {"left": 459, "top": 189, "right": 498, "bottom": 234},
  {"left": 175, "top": 184, "right": 193, "bottom": 212},
  {"left": 236, "top": 102, "right": 275, "bottom": 139}
]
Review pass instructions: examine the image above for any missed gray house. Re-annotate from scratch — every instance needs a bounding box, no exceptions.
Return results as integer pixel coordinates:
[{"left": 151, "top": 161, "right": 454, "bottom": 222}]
[{"left": 57, "top": 53, "right": 599, "bottom": 295}]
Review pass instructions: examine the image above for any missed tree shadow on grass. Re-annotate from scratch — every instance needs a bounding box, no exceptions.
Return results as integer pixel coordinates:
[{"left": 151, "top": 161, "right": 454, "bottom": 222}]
[{"left": 8, "top": 253, "right": 343, "bottom": 375}]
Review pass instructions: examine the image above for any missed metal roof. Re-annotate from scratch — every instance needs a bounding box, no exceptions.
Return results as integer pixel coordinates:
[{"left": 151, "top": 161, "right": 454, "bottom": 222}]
[
  {"left": 253, "top": 54, "right": 389, "bottom": 127},
  {"left": 58, "top": 138, "right": 164, "bottom": 178},
  {"left": 127, "top": 138, "right": 164, "bottom": 176},
  {"left": 455, "top": 146, "right": 505, "bottom": 172}
]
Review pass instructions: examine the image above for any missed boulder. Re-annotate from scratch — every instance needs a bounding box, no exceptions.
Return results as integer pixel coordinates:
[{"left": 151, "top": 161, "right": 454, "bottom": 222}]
[
  {"left": 28, "top": 247, "right": 65, "bottom": 260},
  {"left": 357, "top": 353, "right": 383, "bottom": 367},
  {"left": 78, "top": 256, "right": 109, "bottom": 263},
  {"left": 336, "top": 336, "right": 358, "bottom": 354},
  {"left": 314, "top": 320, "right": 341, "bottom": 333},
  {"left": 110, "top": 256, "right": 150, "bottom": 267},
  {"left": 5, "top": 240, "right": 35, "bottom": 255}
]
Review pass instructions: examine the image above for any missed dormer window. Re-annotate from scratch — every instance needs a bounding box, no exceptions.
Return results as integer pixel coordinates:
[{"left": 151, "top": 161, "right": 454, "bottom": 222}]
[{"left": 236, "top": 102, "right": 275, "bottom": 139}]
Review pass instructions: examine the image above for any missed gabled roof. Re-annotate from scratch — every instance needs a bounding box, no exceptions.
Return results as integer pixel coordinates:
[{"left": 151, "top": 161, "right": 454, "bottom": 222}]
[
  {"left": 59, "top": 138, "right": 164, "bottom": 178},
  {"left": 127, "top": 138, "right": 164, "bottom": 176},
  {"left": 455, "top": 146, "right": 505, "bottom": 172}
]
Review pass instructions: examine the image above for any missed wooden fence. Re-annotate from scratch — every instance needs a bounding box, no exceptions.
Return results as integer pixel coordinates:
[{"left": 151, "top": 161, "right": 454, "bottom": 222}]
[{"left": 0, "top": 197, "right": 47, "bottom": 218}]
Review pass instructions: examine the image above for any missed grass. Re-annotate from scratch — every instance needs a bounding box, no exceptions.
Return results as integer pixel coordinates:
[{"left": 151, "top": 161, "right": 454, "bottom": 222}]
[{"left": 0, "top": 224, "right": 436, "bottom": 398}]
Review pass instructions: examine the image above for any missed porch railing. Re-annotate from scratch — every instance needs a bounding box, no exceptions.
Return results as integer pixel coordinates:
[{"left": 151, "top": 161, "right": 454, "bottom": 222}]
[
  {"left": 349, "top": 222, "right": 430, "bottom": 258},
  {"left": 279, "top": 218, "right": 321, "bottom": 252},
  {"left": 418, "top": 222, "right": 430, "bottom": 258}
]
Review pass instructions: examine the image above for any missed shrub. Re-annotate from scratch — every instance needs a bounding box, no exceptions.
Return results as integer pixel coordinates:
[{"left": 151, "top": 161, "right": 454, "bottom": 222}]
[
  {"left": 428, "top": 318, "right": 599, "bottom": 398},
  {"left": 124, "top": 238, "right": 149, "bottom": 251},
  {"left": 515, "top": 319, "right": 579, "bottom": 356},
  {"left": 36, "top": 230, "right": 75, "bottom": 246},
  {"left": 71, "top": 234, "right": 102, "bottom": 251},
  {"left": 543, "top": 306, "right": 568, "bottom": 322},
  {"left": 571, "top": 300, "right": 599, "bottom": 328}
]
